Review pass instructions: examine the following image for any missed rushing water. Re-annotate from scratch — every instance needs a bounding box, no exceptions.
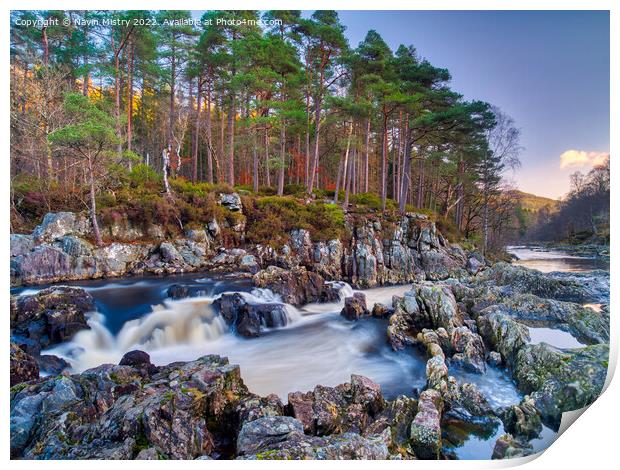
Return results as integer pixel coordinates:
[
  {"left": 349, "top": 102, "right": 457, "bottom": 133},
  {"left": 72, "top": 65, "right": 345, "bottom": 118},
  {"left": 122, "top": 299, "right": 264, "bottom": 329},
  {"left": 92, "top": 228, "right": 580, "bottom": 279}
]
[{"left": 14, "top": 245, "right": 606, "bottom": 459}]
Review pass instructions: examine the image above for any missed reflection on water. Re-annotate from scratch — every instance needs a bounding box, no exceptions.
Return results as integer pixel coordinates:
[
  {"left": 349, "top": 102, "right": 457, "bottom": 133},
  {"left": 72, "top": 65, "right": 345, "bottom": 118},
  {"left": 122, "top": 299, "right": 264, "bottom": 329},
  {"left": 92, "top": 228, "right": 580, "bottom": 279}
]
[
  {"left": 507, "top": 246, "right": 609, "bottom": 273},
  {"left": 528, "top": 327, "right": 585, "bottom": 349}
]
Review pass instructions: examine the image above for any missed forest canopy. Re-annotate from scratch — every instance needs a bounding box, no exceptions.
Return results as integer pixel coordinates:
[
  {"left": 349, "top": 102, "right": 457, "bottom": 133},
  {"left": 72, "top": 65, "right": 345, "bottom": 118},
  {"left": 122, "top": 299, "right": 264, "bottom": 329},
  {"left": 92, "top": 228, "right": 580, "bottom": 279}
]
[{"left": 10, "top": 10, "right": 528, "bottom": 252}]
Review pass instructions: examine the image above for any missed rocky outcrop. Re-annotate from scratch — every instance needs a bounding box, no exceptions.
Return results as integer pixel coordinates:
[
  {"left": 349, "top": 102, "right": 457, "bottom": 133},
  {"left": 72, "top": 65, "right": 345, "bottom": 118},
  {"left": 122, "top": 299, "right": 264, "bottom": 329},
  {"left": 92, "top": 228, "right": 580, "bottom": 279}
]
[
  {"left": 213, "top": 293, "right": 289, "bottom": 337},
  {"left": 11, "top": 355, "right": 248, "bottom": 459},
  {"left": 388, "top": 283, "right": 463, "bottom": 350},
  {"left": 12, "top": 208, "right": 468, "bottom": 289},
  {"left": 252, "top": 266, "right": 340, "bottom": 306},
  {"left": 11, "top": 286, "right": 95, "bottom": 355}
]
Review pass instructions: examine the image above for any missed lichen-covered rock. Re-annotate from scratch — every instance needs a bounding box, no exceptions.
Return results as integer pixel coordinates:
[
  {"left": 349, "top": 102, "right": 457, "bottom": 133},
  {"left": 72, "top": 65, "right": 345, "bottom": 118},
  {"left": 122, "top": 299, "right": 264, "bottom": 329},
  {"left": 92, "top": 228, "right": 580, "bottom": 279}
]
[
  {"left": 426, "top": 356, "right": 448, "bottom": 390},
  {"left": 492, "top": 434, "right": 533, "bottom": 460},
  {"left": 501, "top": 396, "right": 542, "bottom": 439},
  {"left": 388, "top": 284, "right": 462, "bottom": 350},
  {"left": 32, "top": 212, "right": 91, "bottom": 243},
  {"left": 237, "top": 416, "right": 303, "bottom": 456},
  {"left": 514, "top": 343, "right": 608, "bottom": 423},
  {"left": 341, "top": 293, "right": 369, "bottom": 321},
  {"left": 449, "top": 326, "right": 486, "bottom": 374},
  {"left": 10, "top": 343, "right": 39, "bottom": 386},
  {"left": 476, "top": 262, "right": 595, "bottom": 303},
  {"left": 239, "top": 429, "right": 390, "bottom": 460},
  {"left": 236, "top": 394, "right": 284, "bottom": 428},
  {"left": 253, "top": 265, "right": 339, "bottom": 306},
  {"left": 477, "top": 309, "right": 530, "bottom": 368},
  {"left": 11, "top": 286, "right": 94, "bottom": 353},
  {"left": 218, "top": 192, "right": 243, "bottom": 212},
  {"left": 409, "top": 389, "right": 442, "bottom": 459},
  {"left": 10, "top": 234, "right": 34, "bottom": 257},
  {"left": 10, "top": 355, "right": 249, "bottom": 459},
  {"left": 371, "top": 303, "right": 392, "bottom": 318}
]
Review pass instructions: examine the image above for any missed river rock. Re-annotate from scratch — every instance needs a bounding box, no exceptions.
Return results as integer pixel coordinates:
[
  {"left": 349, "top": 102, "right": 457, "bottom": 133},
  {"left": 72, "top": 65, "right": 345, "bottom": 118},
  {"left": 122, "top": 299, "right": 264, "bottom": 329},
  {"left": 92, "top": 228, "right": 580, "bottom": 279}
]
[
  {"left": 252, "top": 265, "right": 339, "bottom": 306},
  {"left": 10, "top": 343, "right": 39, "bottom": 386},
  {"left": 341, "top": 293, "right": 369, "bottom": 320},
  {"left": 214, "top": 293, "right": 288, "bottom": 337},
  {"left": 371, "top": 303, "right": 392, "bottom": 318},
  {"left": 236, "top": 394, "right": 284, "bottom": 429},
  {"left": 119, "top": 350, "right": 152, "bottom": 367},
  {"left": 238, "top": 428, "right": 389, "bottom": 460},
  {"left": 167, "top": 284, "right": 190, "bottom": 299},
  {"left": 487, "top": 351, "right": 502, "bottom": 367},
  {"left": 37, "top": 354, "right": 70, "bottom": 376},
  {"left": 409, "top": 389, "right": 442, "bottom": 459},
  {"left": 11, "top": 286, "right": 94, "bottom": 352},
  {"left": 492, "top": 434, "right": 533, "bottom": 459},
  {"left": 237, "top": 416, "right": 303, "bottom": 456},
  {"left": 514, "top": 343, "right": 608, "bottom": 424},
  {"left": 388, "top": 284, "right": 462, "bottom": 350},
  {"left": 501, "top": 396, "right": 542, "bottom": 439},
  {"left": 449, "top": 326, "right": 486, "bottom": 374},
  {"left": 476, "top": 262, "right": 594, "bottom": 303},
  {"left": 426, "top": 356, "right": 448, "bottom": 390},
  {"left": 287, "top": 375, "right": 385, "bottom": 437},
  {"left": 477, "top": 309, "right": 530, "bottom": 368}
]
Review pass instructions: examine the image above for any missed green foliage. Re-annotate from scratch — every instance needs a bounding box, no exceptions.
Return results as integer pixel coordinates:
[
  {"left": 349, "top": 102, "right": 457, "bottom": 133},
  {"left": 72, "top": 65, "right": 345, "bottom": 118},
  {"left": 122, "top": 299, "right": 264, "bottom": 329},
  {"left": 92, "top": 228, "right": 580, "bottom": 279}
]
[
  {"left": 243, "top": 195, "right": 345, "bottom": 247},
  {"left": 48, "top": 93, "right": 118, "bottom": 154}
]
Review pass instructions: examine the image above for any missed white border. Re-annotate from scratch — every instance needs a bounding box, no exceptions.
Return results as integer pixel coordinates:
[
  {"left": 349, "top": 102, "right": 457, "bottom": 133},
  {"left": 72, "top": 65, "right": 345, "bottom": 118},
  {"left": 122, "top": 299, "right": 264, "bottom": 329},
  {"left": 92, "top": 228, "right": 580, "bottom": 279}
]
[{"left": 2, "top": 1, "right": 616, "bottom": 468}]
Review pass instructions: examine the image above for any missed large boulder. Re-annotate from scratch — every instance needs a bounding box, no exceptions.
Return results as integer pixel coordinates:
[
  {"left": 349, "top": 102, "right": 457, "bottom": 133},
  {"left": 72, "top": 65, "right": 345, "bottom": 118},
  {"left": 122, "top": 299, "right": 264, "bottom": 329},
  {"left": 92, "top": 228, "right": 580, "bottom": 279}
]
[
  {"left": 388, "top": 284, "right": 462, "bottom": 350},
  {"left": 11, "top": 286, "right": 95, "bottom": 353},
  {"left": 513, "top": 343, "right": 608, "bottom": 423},
  {"left": 10, "top": 343, "right": 39, "bottom": 386},
  {"left": 287, "top": 375, "right": 385, "bottom": 437},
  {"left": 213, "top": 293, "right": 288, "bottom": 337},
  {"left": 32, "top": 212, "right": 91, "bottom": 244},
  {"left": 252, "top": 266, "right": 339, "bottom": 306}
]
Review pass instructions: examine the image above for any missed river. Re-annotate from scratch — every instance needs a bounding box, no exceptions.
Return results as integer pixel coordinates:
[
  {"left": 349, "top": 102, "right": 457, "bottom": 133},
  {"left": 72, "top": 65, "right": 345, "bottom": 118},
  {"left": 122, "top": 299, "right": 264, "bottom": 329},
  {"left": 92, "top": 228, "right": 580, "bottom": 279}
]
[{"left": 12, "top": 245, "right": 605, "bottom": 459}]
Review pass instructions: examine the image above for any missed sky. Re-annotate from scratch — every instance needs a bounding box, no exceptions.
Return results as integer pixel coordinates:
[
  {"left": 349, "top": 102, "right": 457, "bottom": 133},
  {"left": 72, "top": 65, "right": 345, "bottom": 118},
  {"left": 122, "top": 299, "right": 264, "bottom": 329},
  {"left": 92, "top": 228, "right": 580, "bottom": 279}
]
[{"left": 330, "top": 10, "right": 610, "bottom": 200}]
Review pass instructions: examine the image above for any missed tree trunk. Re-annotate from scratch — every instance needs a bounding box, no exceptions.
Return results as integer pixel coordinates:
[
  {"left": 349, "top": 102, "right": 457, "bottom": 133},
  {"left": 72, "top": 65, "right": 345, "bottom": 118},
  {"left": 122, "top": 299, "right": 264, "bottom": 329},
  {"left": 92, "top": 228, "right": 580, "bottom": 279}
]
[
  {"left": 381, "top": 114, "right": 388, "bottom": 211},
  {"left": 340, "top": 121, "right": 354, "bottom": 207},
  {"left": 252, "top": 131, "right": 259, "bottom": 192},
  {"left": 264, "top": 128, "right": 270, "bottom": 187},
  {"left": 399, "top": 127, "right": 413, "bottom": 213},
  {"left": 87, "top": 154, "right": 102, "bottom": 246},
  {"left": 308, "top": 98, "right": 322, "bottom": 193},
  {"left": 206, "top": 81, "right": 213, "bottom": 183},
  {"left": 364, "top": 118, "right": 370, "bottom": 193},
  {"left": 192, "top": 78, "right": 202, "bottom": 182},
  {"left": 277, "top": 123, "right": 286, "bottom": 196},
  {"left": 227, "top": 94, "right": 235, "bottom": 185},
  {"left": 126, "top": 39, "right": 134, "bottom": 155}
]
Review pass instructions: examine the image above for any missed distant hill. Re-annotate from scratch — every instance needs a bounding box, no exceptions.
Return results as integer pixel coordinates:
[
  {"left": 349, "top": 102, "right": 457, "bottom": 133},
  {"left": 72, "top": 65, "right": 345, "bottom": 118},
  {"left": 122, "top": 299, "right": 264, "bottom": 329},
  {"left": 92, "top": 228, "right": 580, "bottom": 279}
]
[
  {"left": 507, "top": 190, "right": 559, "bottom": 240},
  {"left": 509, "top": 190, "right": 559, "bottom": 212}
]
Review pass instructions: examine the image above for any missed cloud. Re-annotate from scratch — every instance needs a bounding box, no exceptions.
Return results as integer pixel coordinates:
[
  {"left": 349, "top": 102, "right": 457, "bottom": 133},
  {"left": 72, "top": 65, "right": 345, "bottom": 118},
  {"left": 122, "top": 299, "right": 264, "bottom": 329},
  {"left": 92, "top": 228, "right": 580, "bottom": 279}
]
[{"left": 559, "top": 150, "right": 609, "bottom": 169}]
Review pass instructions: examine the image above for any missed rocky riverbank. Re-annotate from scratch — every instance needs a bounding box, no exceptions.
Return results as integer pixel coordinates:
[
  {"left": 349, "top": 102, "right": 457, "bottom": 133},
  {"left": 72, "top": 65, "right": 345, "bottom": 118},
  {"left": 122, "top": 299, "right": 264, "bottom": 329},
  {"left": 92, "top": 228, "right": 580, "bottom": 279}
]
[
  {"left": 10, "top": 254, "right": 609, "bottom": 460},
  {"left": 10, "top": 193, "right": 478, "bottom": 288}
]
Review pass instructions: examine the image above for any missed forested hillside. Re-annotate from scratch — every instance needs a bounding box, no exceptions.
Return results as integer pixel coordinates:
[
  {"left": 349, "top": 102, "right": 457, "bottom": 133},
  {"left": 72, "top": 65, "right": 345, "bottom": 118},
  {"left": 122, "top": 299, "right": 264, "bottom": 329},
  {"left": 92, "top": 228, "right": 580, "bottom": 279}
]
[{"left": 10, "top": 10, "right": 522, "bottom": 253}]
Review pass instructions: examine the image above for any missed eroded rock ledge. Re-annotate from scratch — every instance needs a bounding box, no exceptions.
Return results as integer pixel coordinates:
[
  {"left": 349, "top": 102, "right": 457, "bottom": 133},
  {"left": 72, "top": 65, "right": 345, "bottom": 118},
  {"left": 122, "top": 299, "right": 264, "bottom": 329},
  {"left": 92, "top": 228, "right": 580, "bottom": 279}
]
[{"left": 11, "top": 196, "right": 477, "bottom": 288}]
